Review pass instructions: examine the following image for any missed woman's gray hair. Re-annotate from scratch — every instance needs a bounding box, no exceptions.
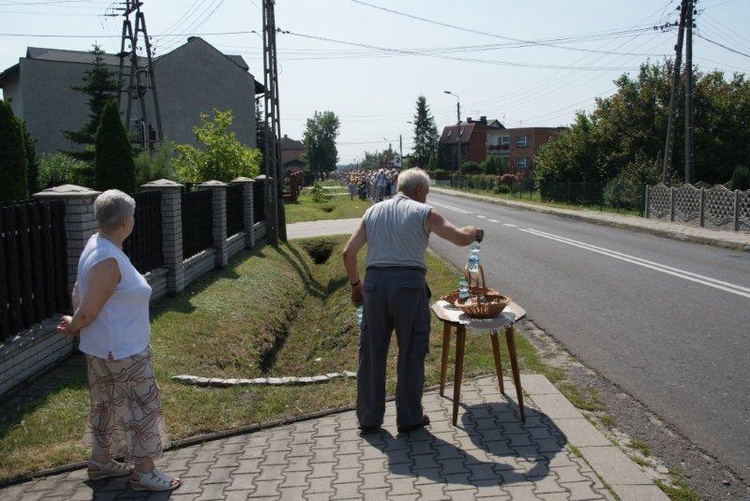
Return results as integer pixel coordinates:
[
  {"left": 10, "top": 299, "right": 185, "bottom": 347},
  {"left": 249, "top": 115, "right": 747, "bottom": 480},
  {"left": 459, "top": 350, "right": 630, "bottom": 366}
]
[
  {"left": 94, "top": 189, "right": 135, "bottom": 232},
  {"left": 396, "top": 167, "right": 431, "bottom": 195}
]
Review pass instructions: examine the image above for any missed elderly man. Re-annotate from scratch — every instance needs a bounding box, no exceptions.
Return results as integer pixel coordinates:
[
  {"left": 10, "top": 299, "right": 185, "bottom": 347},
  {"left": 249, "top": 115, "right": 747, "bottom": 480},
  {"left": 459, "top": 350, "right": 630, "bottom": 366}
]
[{"left": 343, "top": 167, "right": 482, "bottom": 433}]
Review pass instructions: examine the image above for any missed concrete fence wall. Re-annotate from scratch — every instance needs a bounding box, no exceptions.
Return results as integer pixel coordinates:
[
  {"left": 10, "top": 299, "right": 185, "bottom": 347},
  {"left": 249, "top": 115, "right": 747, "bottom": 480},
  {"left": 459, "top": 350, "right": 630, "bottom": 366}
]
[{"left": 0, "top": 176, "right": 269, "bottom": 397}]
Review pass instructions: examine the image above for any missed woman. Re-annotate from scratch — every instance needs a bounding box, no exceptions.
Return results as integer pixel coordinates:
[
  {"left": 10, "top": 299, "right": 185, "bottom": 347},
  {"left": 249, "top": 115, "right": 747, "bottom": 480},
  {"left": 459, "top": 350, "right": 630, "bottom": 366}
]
[{"left": 57, "top": 189, "right": 180, "bottom": 492}]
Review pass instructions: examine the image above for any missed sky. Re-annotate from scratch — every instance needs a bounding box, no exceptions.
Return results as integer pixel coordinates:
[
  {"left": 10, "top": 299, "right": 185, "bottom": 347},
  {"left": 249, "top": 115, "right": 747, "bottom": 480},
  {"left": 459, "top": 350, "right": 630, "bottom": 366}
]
[{"left": 1, "top": 0, "right": 749, "bottom": 165}]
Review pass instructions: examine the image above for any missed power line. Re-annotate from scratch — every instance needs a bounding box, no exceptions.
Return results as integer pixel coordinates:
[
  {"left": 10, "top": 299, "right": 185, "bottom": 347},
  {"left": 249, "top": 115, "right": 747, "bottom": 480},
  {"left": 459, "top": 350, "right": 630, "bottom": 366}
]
[
  {"left": 278, "top": 29, "right": 640, "bottom": 71},
  {"left": 696, "top": 33, "right": 750, "bottom": 59}
]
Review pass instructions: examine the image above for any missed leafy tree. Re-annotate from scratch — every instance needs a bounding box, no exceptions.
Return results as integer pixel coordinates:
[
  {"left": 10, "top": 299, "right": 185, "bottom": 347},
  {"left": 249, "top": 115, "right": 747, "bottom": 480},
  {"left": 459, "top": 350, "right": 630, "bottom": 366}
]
[
  {"left": 95, "top": 100, "right": 135, "bottom": 192},
  {"left": 303, "top": 110, "right": 340, "bottom": 180},
  {"left": 63, "top": 45, "right": 122, "bottom": 163},
  {"left": 0, "top": 100, "right": 28, "bottom": 201},
  {"left": 174, "top": 109, "right": 261, "bottom": 183},
  {"left": 411, "top": 95, "right": 439, "bottom": 168},
  {"left": 535, "top": 60, "right": 750, "bottom": 188},
  {"left": 38, "top": 153, "right": 91, "bottom": 189}
]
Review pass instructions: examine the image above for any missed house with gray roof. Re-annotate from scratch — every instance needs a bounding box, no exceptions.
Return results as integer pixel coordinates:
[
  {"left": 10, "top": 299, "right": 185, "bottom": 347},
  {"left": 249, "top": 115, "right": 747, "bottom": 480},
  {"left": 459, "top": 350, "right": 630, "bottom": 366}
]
[{"left": 0, "top": 37, "right": 264, "bottom": 155}]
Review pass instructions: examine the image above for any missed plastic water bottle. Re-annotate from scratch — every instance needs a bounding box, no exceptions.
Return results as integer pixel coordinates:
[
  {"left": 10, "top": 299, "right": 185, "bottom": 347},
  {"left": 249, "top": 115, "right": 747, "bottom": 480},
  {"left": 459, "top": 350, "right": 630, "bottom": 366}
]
[
  {"left": 467, "top": 241, "right": 480, "bottom": 273},
  {"left": 355, "top": 305, "right": 364, "bottom": 326},
  {"left": 458, "top": 277, "right": 470, "bottom": 299}
]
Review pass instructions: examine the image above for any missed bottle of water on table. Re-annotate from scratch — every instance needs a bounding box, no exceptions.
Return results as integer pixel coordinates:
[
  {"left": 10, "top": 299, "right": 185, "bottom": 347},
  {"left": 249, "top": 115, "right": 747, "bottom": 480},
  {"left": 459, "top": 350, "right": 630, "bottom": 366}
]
[{"left": 458, "top": 277, "right": 470, "bottom": 299}]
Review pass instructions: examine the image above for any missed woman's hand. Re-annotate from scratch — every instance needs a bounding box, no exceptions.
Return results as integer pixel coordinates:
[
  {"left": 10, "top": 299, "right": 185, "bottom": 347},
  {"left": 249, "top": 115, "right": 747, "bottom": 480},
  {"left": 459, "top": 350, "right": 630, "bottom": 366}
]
[{"left": 56, "top": 315, "right": 79, "bottom": 339}]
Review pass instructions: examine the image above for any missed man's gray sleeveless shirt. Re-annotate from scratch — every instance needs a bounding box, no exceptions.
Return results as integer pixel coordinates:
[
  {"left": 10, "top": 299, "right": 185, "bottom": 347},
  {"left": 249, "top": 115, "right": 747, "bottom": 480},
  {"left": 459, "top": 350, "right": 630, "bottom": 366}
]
[{"left": 363, "top": 193, "right": 431, "bottom": 270}]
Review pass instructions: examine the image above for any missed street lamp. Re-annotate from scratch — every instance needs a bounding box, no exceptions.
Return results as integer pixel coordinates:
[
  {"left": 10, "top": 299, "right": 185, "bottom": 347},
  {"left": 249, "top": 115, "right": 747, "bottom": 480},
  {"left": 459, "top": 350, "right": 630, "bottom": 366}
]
[{"left": 444, "top": 90, "right": 461, "bottom": 125}]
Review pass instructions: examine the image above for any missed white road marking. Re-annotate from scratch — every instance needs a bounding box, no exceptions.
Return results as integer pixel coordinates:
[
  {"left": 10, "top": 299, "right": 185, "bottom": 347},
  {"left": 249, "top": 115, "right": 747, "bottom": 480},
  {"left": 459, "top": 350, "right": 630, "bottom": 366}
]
[
  {"left": 503, "top": 223, "right": 518, "bottom": 228},
  {"left": 520, "top": 227, "right": 750, "bottom": 299},
  {"left": 476, "top": 215, "right": 487, "bottom": 219},
  {"left": 489, "top": 219, "right": 500, "bottom": 223},
  {"left": 430, "top": 201, "right": 473, "bottom": 214}
]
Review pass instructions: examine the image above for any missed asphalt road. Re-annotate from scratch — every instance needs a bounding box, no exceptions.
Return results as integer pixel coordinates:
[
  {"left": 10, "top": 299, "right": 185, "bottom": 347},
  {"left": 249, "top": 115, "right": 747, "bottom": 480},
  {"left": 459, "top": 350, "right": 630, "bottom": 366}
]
[{"left": 425, "top": 191, "right": 750, "bottom": 482}]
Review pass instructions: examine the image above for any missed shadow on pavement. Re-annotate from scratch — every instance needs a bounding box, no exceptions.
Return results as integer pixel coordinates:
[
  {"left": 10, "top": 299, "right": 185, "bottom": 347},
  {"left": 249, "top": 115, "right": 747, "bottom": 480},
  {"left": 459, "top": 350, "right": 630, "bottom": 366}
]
[{"left": 363, "top": 401, "right": 567, "bottom": 486}]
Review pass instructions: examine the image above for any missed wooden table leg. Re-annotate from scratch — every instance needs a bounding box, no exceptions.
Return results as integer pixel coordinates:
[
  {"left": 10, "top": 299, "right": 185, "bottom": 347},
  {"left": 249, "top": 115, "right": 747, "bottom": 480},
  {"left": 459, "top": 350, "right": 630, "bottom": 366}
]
[
  {"left": 439, "top": 322, "right": 452, "bottom": 397},
  {"left": 490, "top": 330, "right": 505, "bottom": 393},
  {"left": 452, "top": 325, "right": 467, "bottom": 426},
  {"left": 505, "top": 326, "right": 525, "bottom": 421}
]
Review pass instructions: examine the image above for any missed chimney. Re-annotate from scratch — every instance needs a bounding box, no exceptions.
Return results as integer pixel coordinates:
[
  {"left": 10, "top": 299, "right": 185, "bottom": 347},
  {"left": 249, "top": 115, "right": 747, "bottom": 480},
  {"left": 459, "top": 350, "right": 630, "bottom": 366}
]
[
  {"left": 480, "top": 116, "right": 487, "bottom": 124},
  {"left": 467, "top": 117, "right": 473, "bottom": 123}
]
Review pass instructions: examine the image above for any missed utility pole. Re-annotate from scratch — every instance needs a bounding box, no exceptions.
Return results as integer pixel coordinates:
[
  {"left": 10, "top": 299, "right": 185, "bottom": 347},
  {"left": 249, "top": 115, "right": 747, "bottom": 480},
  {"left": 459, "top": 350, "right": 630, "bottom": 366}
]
[
  {"left": 684, "top": 0, "right": 695, "bottom": 184},
  {"left": 662, "top": 0, "right": 688, "bottom": 184},
  {"left": 662, "top": 0, "right": 697, "bottom": 185},
  {"left": 116, "top": 0, "right": 163, "bottom": 149},
  {"left": 262, "top": 0, "right": 286, "bottom": 243},
  {"left": 399, "top": 134, "right": 403, "bottom": 168}
]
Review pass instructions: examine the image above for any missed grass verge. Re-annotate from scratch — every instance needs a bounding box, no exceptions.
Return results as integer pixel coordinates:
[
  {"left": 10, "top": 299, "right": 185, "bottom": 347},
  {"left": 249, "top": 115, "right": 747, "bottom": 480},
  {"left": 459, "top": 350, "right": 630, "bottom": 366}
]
[
  {"left": 284, "top": 184, "right": 371, "bottom": 223},
  {"left": 0, "top": 235, "right": 545, "bottom": 483}
]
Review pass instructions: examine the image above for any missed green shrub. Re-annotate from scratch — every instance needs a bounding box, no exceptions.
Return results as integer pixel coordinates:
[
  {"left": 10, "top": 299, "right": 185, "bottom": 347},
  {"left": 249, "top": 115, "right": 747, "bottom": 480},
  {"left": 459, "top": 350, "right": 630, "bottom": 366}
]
[
  {"left": 94, "top": 99, "right": 135, "bottom": 192},
  {"left": 604, "top": 158, "right": 660, "bottom": 210},
  {"left": 0, "top": 100, "right": 28, "bottom": 201},
  {"left": 730, "top": 165, "right": 750, "bottom": 191},
  {"left": 310, "top": 182, "right": 333, "bottom": 204},
  {"left": 482, "top": 155, "right": 504, "bottom": 175},
  {"left": 134, "top": 141, "right": 176, "bottom": 186},
  {"left": 460, "top": 161, "right": 482, "bottom": 175},
  {"left": 494, "top": 184, "right": 511, "bottom": 194},
  {"left": 38, "top": 153, "right": 92, "bottom": 189}
]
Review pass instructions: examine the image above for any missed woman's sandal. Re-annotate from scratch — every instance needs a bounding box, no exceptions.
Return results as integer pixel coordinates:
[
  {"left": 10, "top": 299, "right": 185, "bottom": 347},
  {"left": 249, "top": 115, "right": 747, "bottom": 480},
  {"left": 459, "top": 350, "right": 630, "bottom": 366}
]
[
  {"left": 130, "top": 468, "right": 181, "bottom": 492},
  {"left": 87, "top": 459, "right": 132, "bottom": 480}
]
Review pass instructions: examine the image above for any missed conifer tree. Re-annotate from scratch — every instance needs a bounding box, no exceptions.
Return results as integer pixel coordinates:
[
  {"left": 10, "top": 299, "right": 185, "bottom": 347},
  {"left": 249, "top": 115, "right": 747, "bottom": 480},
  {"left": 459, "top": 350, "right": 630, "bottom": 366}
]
[
  {"left": 411, "top": 96, "right": 439, "bottom": 169},
  {"left": 63, "top": 45, "right": 122, "bottom": 163},
  {"left": 95, "top": 100, "right": 136, "bottom": 192},
  {"left": 0, "top": 100, "right": 28, "bottom": 201}
]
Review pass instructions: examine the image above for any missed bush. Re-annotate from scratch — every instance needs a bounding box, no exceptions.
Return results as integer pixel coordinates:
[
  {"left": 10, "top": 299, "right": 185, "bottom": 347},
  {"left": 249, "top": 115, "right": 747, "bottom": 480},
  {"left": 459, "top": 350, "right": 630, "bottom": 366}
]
[
  {"left": 494, "top": 184, "right": 511, "bottom": 194},
  {"left": 310, "top": 182, "right": 333, "bottom": 204},
  {"left": 94, "top": 99, "right": 135, "bottom": 192},
  {"left": 0, "top": 100, "right": 27, "bottom": 201},
  {"left": 603, "top": 158, "right": 660, "bottom": 210},
  {"left": 482, "top": 155, "right": 504, "bottom": 175},
  {"left": 174, "top": 109, "right": 261, "bottom": 183},
  {"left": 498, "top": 173, "right": 517, "bottom": 186},
  {"left": 134, "top": 141, "right": 176, "bottom": 186},
  {"left": 38, "top": 153, "right": 92, "bottom": 189},
  {"left": 428, "top": 169, "right": 448, "bottom": 181},
  {"left": 460, "top": 161, "right": 482, "bottom": 175},
  {"left": 731, "top": 165, "right": 750, "bottom": 191}
]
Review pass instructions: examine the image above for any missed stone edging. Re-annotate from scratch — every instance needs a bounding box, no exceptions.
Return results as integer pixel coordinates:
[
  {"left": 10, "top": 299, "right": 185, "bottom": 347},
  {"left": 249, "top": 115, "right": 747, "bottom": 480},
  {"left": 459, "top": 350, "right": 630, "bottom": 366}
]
[{"left": 172, "top": 371, "right": 358, "bottom": 387}]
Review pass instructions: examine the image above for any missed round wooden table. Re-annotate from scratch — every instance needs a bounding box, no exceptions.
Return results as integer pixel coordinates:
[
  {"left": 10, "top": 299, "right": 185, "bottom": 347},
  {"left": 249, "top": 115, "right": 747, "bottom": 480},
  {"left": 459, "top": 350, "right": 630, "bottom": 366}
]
[{"left": 431, "top": 299, "right": 527, "bottom": 425}]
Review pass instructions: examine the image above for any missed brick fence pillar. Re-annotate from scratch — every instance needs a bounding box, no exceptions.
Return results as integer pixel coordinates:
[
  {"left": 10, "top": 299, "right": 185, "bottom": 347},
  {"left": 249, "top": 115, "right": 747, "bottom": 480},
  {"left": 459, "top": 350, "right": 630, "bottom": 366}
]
[
  {"left": 231, "top": 176, "right": 255, "bottom": 249},
  {"left": 199, "top": 180, "right": 229, "bottom": 268},
  {"left": 33, "top": 184, "right": 100, "bottom": 295},
  {"left": 141, "top": 179, "right": 185, "bottom": 296}
]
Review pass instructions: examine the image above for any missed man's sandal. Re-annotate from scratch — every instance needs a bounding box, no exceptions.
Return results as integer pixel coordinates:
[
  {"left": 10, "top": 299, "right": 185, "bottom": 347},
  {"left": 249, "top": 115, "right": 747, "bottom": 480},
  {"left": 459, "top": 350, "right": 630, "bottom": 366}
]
[
  {"left": 87, "top": 459, "right": 132, "bottom": 480},
  {"left": 130, "top": 468, "right": 181, "bottom": 491}
]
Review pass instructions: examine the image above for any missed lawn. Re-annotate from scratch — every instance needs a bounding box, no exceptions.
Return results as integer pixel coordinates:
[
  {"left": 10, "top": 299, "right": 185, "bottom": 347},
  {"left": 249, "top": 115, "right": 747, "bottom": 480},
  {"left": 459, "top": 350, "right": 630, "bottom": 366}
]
[
  {"left": 283, "top": 182, "right": 371, "bottom": 223},
  {"left": 0, "top": 236, "right": 552, "bottom": 483}
]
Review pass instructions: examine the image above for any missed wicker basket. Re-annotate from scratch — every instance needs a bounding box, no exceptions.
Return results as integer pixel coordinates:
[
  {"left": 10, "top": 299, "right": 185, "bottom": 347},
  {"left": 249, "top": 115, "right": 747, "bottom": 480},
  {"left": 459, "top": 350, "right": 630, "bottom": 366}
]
[{"left": 446, "top": 265, "right": 510, "bottom": 319}]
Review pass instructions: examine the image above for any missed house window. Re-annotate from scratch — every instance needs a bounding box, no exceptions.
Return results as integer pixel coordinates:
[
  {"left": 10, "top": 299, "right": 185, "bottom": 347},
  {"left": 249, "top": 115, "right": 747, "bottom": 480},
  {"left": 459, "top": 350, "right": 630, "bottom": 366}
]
[
  {"left": 500, "top": 136, "right": 510, "bottom": 147},
  {"left": 516, "top": 157, "right": 528, "bottom": 169},
  {"left": 447, "top": 129, "right": 452, "bottom": 137},
  {"left": 516, "top": 135, "right": 528, "bottom": 147},
  {"left": 459, "top": 128, "right": 464, "bottom": 136}
]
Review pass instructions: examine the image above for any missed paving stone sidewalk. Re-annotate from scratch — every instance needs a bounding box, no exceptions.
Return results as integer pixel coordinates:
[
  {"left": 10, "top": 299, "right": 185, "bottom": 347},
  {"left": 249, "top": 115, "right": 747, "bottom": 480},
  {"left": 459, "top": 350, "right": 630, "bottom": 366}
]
[{"left": 1, "top": 374, "right": 667, "bottom": 501}]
